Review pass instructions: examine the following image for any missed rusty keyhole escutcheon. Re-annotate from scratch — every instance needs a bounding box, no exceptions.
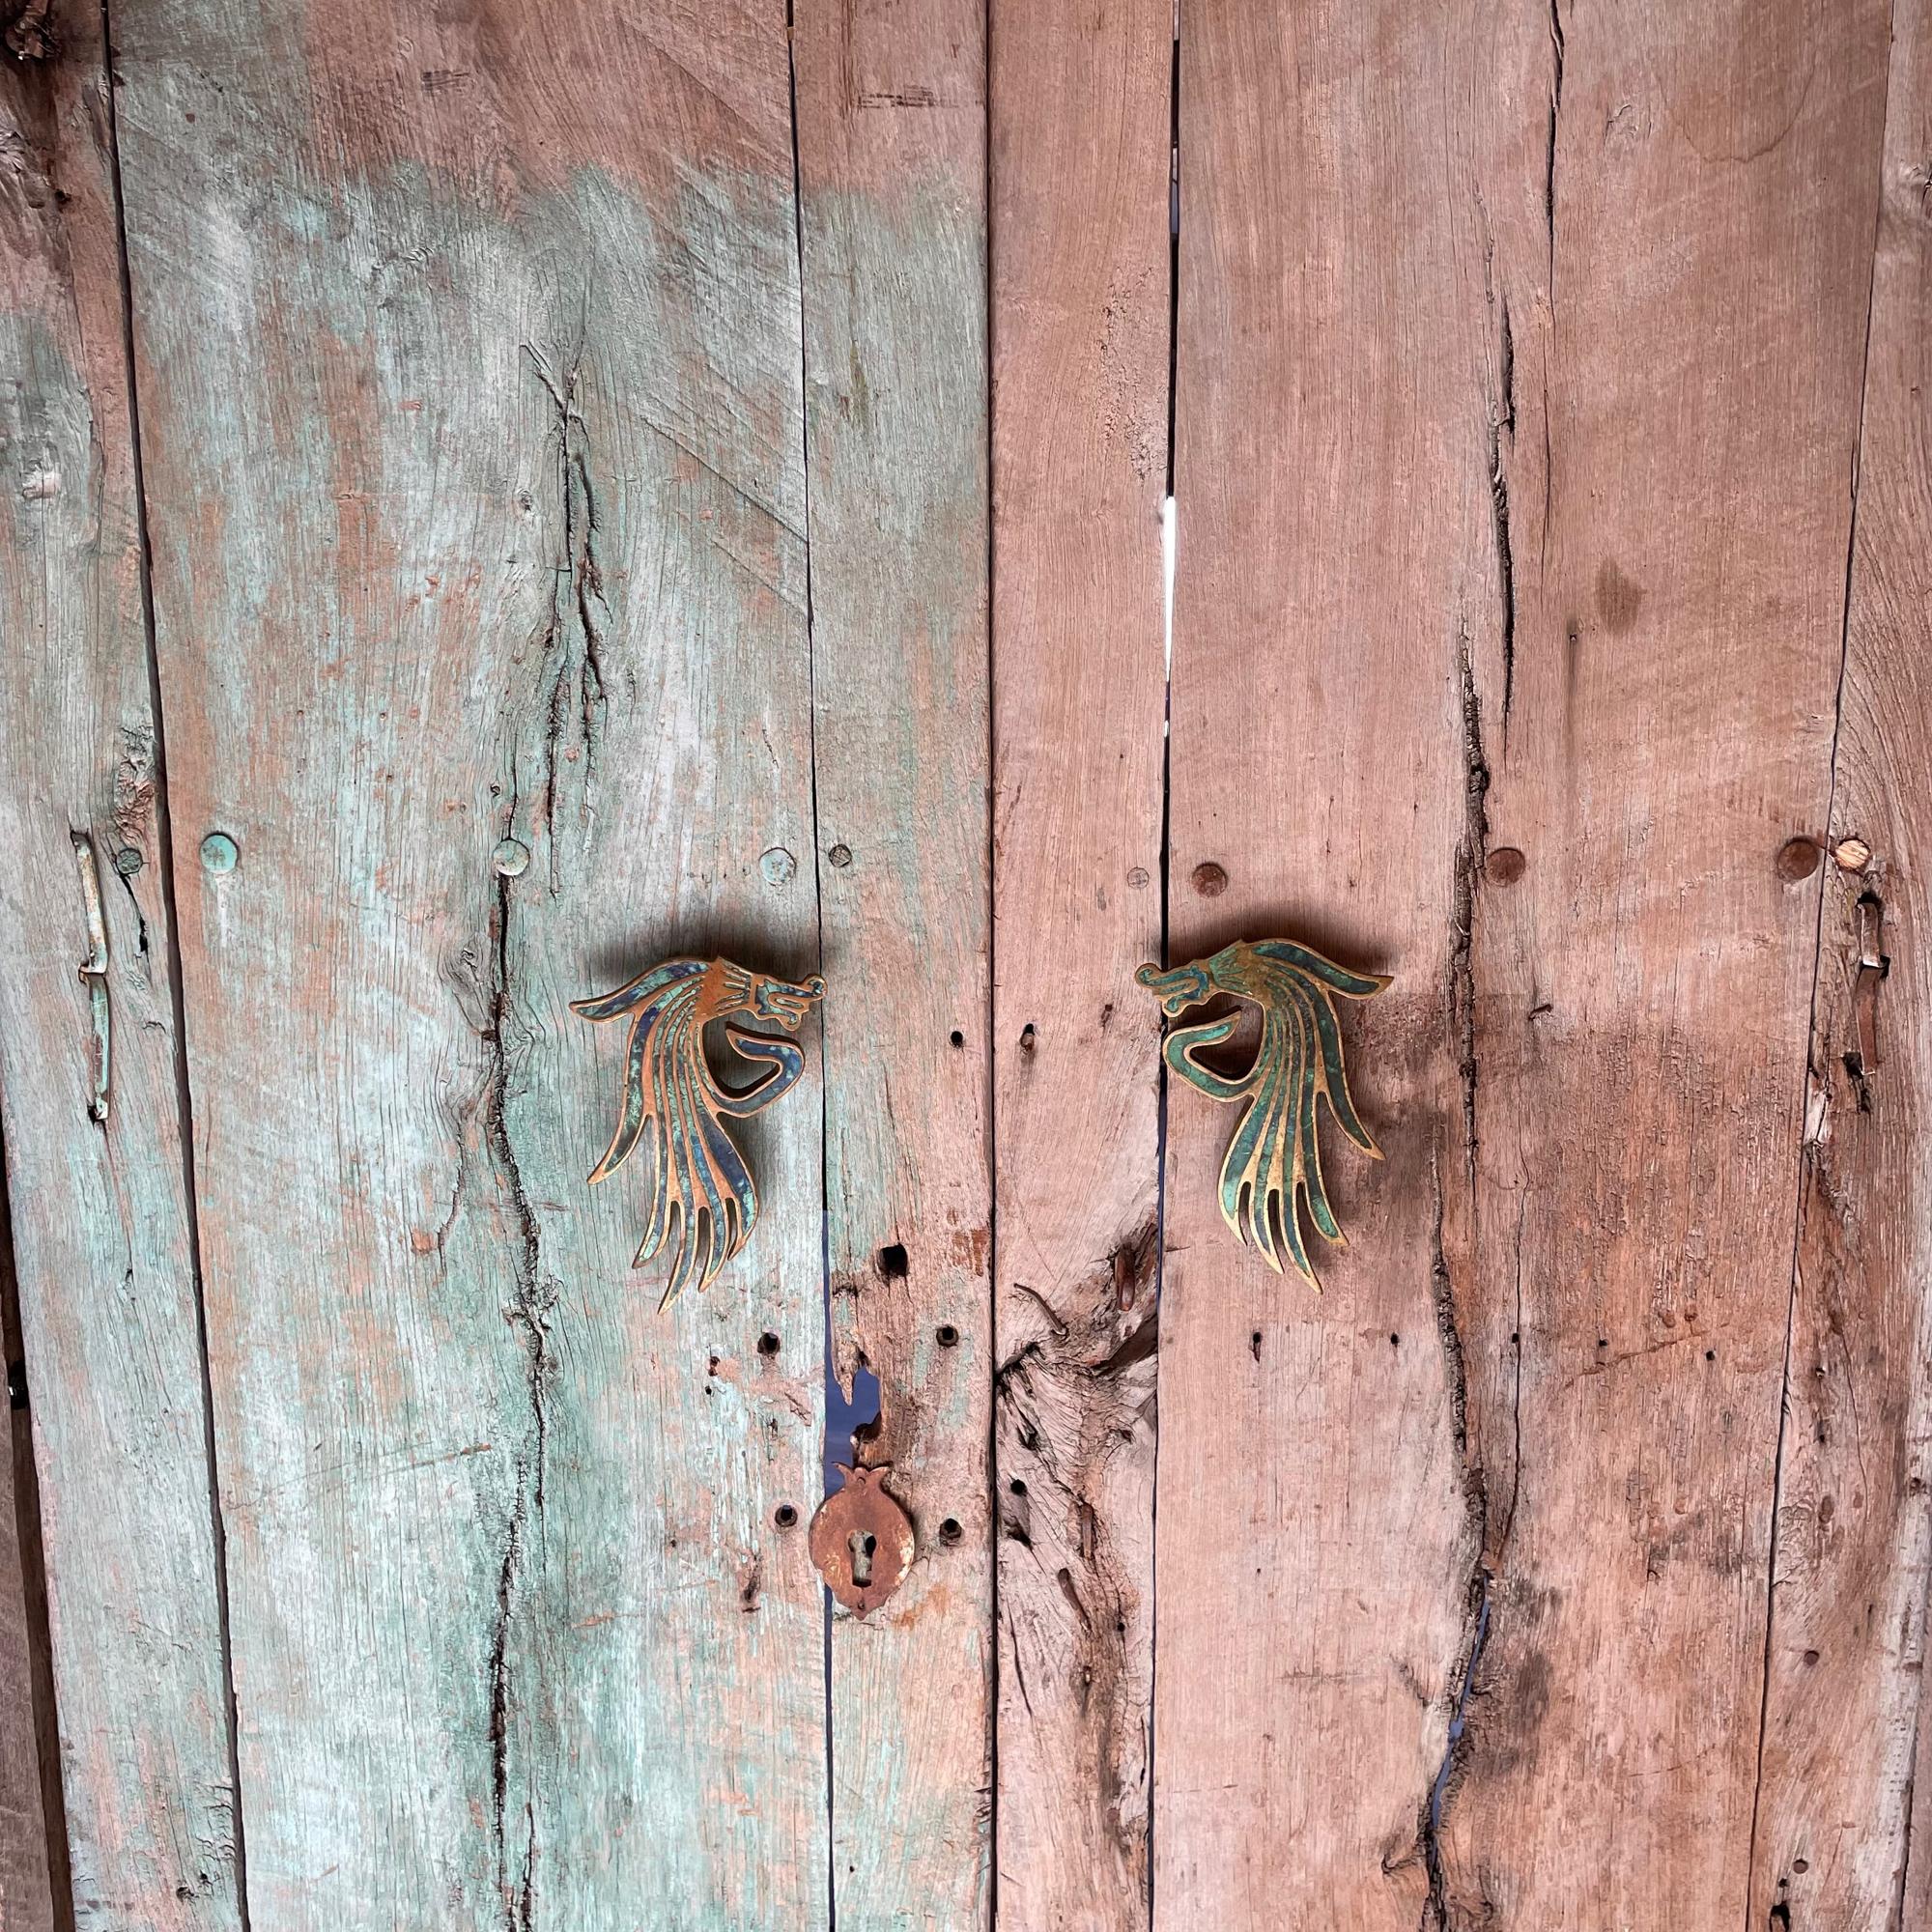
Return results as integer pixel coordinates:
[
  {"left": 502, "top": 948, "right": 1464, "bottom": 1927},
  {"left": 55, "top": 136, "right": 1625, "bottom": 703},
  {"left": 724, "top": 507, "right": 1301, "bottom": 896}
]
[{"left": 810, "top": 1464, "right": 915, "bottom": 1616}]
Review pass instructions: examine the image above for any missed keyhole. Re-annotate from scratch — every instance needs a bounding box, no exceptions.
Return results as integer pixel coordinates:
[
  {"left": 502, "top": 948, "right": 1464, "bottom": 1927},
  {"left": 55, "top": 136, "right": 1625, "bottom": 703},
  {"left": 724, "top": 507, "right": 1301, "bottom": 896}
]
[{"left": 848, "top": 1529, "right": 877, "bottom": 1587}]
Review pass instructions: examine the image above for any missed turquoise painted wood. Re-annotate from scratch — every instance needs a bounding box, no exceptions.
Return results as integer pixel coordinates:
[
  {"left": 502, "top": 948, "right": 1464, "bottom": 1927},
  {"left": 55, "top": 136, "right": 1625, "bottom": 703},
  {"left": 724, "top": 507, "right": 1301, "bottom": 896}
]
[
  {"left": 12, "top": 7, "right": 1929, "bottom": 1930},
  {"left": 108, "top": 1, "right": 827, "bottom": 1924},
  {"left": 792, "top": 4, "right": 994, "bottom": 1923},
  {"left": 0, "top": 7, "right": 240, "bottom": 1926}
]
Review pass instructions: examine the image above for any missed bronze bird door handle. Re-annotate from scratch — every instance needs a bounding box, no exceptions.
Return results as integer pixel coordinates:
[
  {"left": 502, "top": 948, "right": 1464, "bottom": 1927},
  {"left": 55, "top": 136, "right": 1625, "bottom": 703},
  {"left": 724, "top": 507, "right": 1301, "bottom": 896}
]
[
  {"left": 1138, "top": 938, "right": 1388, "bottom": 1288},
  {"left": 574, "top": 956, "right": 824, "bottom": 1306}
]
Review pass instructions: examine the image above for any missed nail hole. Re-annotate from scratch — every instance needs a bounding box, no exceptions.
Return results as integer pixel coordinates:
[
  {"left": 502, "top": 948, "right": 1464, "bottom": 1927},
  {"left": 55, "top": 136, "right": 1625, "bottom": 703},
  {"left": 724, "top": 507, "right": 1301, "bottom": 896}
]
[
  {"left": 1389, "top": 1332, "right": 1400, "bottom": 1347},
  {"left": 878, "top": 1243, "right": 909, "bottom": 1280},
  {"left": 1776, "top": 836, "right": 1822, "bottom": 883},
  {"left": 950, "top": 1029, "right": 964, "bottom": 1048},
  {"left": 757, "top": 1331, "right": 781, "bottom": 1356},
  {"left": 1009, "top": 1478, "right": 1027, "bottom": 1496},
  {"left": 774, "top": 1503, "right": 798, "bottom": 1528},
  {"left": 938, "top": 1518, "right": 963, "bottom": 1545},
  {"left": 936, "top": 1323, "right": 959, "bottom": 1349},
  {"left": 1020, "top": 1022, "right": 1037, "bottom": 1052},
  {"left": 1705, "top": 1350, "right": 1716, "bottom": 1362},
  {"left": 1803, "top": 1648, "right": 1821, "bottom": 1665}
]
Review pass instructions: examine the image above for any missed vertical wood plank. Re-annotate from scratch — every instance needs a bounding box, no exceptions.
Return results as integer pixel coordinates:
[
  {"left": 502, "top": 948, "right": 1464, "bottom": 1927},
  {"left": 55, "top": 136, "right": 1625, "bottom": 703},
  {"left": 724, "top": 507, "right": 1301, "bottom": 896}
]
[
  {"left": 987, "top": 3, "right": 1171, "bottom": 1926},
  {"left": 0, "top": 5, "right": 240, "bottom": 1923},
  {"left": 1158, "top": 5, "right": 1494, "bottom": 1919},
  {"left": 0, "top": 1228, "right": 54, "bottom": 1932},
  {"left": 1751, "top": 5, "right": 1932, "bottom": 1921},
  {"left": 1450, "top": 1, "right": 1889, "bottom": 1925},
  {"left": 113, "top": 3, "right": 828, "bottom": 1923},
  {"left": 791, "top": 6, "right": 993, "bottom": 1923}
]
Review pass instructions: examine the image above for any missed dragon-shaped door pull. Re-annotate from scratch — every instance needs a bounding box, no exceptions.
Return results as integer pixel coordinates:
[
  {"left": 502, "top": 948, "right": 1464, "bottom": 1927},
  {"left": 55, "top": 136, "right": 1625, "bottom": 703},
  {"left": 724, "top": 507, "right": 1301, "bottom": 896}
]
[
  {"left": 1137, "top": 939, "right": 1389, "bottom": 1289},
  {"left": 574, "top": 956, "right": 824, "bottom": 1306}
]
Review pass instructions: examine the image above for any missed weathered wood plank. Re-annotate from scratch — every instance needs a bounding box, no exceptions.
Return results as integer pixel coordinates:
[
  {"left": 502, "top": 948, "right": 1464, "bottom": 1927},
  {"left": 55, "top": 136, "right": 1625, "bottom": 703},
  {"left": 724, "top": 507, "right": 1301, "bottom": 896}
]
[
  {"left": 1750, "top": 5, "right": 1932, "bottom": 1920},
  {"left": 0, "top": 6, "right": 239, "bottom": 1924},
  {"left": 1156, "top": 5, "right": 1501, "bottom": 1921},
  {"left": 791, "top": 6, "right": 993, "bottom": 1922},
  {"left": 1447, "top": 1, "right": 1889, "bottom": 1924},
  {"left": 0, "top": 1225, "right": 53, "bottom": 1932},
  {"left": 987, "top": 2, "right": 1170, "bottom": 1925},
  {"left": 113, "top": 2, "right": 828, "bottom": 1922}
]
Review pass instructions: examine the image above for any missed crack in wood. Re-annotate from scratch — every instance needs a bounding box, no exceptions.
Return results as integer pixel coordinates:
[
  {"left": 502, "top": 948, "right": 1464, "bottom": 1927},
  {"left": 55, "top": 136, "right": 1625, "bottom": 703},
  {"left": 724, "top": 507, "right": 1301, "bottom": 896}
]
[
  {"left": 1545, "top": 0, "right": 1565, "bottom": 280},
  {"left": 522, "top": 342, "right": 609, "bottom": 879},
  {"left": 1489, "top": 301, "right": 1519, "bottom": 734},
  {"left": 1413, "top": 1152, "right": 1494, "bottom": 1932},
  {"left": 478, "top": 857, "right": 554, "bottom": 1932}
]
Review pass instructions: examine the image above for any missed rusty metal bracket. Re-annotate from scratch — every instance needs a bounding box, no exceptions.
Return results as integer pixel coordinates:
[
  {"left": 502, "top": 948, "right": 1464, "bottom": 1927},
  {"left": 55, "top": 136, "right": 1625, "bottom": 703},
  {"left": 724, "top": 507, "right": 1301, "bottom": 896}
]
[
  {"left": 1137, "top": 937, "right": 1388, "bottom": 1288},
  {"left": 573, "top": 955, "right": 823, "bottom": 1306},
  {"left": 72, "top": 832, "right": 110, "bottom": 1123},
  {"left": 810, "top": 1463, "right": 915, "bottom": 1617}
]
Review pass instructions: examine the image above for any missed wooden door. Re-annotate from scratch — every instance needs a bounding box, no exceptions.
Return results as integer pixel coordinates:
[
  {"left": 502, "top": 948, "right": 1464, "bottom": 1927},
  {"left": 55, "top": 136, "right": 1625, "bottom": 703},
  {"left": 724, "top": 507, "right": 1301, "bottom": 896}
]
[{"left": 2, "top": 2, "right": 1927, "bottom": 1927}]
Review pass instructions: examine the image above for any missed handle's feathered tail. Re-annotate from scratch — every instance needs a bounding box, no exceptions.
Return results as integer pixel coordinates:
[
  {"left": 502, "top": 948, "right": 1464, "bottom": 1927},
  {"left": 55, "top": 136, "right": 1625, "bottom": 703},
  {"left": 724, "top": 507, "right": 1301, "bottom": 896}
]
[{"left": 572, "top": 958, "right": 817, "bottom": 1307}]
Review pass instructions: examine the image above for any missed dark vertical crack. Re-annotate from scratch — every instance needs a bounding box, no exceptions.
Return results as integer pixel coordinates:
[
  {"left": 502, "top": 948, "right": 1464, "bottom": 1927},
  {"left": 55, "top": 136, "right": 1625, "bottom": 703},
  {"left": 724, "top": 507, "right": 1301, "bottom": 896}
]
[
  {"left": 1897, "top": 1648, "right": 1926, "bottom": 1926},
  {"left": 1544, "top": 0, "right": 1564, "bottom": 282},
  {"left": 96, "top": 2, "right": 251, "bottom": 1916},
  {"left": 0, "top": 1134, "right": 74, "bottom": 1931},
  {"left": 480, "top": 852, "right": 552, "bottom": 1931},
  {"left": 781, "top": 9, "right": 835, "bottom": 1926},
  {"left": 1450, "top": 617, "right": 1490, "bottom": 1196},
  {"left": 1744, "top": 49, "right": 1889, "bottom": 1914},
  {"left": 486, "top": 1459, "right": 526, "bottom": 1923},
  {"left": 486, "top": 871, "right": 554, "bottom": 1509},
  {"left": 1488, "top": 302, "right": 1518, "bottom": 735},
  {"left": 1415, "top": 1154, "right": 1493, "bottom": 1932},
  {"left": 983, "top": 0, "right": 1006, "bottom": 1916},
  {"left": 1410, "top": 619, "right": 1497, "bottom": 1926},
  {"left": 521, "top": 343, "right": 608, "bottom": 882},
  {"left": 1148, "top": 11, "right": 1180, "bottom": 1924}
]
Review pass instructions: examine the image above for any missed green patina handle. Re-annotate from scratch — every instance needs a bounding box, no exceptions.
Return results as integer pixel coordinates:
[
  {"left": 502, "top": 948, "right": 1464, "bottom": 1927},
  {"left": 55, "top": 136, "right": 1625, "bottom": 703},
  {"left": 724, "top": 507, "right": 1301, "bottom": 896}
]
[
  {"left": 1137, "top": 939, "right": 1389, "bottom": 1289},
  {"left": 574, "top": 956, "right": 825, "bottom": 1307}
]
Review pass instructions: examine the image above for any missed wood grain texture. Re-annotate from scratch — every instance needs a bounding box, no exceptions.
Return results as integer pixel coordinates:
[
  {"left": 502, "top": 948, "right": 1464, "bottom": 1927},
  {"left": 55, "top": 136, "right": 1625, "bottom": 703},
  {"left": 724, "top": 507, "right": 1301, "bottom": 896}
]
[
  {"left": 988, "top": 3, "right": 1170, "bottom": 1926},
  {"left": 113, "top": 1, "right": 827, "bottom": 1923},
  {"left": 0, "top": 6, "right": 239, "bottom": 1925},
  {"left": 0, "top": 1233, "right": 53, "bottom": 1932},
  {"left": 1158, "top": 5, "right": 1496, "bottom": 1922},
  {"left": 792, "top": 7, "right": 993, "bottom": 1923},
  {"left": 1449, "top": 1, "right": 1889, "bottom": 1925},
  {"left": 1162, "top": 0, "right": 1889, "bottom": 1925},
  {"left": 1750, "top": 7, "right": 1932, "bottom": 1922}
]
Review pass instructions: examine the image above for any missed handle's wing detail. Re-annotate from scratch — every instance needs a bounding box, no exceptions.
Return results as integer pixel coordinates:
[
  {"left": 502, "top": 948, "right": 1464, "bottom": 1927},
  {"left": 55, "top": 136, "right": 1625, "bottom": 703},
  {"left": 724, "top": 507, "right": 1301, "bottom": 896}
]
[
  {"left": 1138, "top": 938, "right": 1388, "bottom": 1288},
  {"left": 573, "top": 956, "right": 824, "bottom": 1306}
]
